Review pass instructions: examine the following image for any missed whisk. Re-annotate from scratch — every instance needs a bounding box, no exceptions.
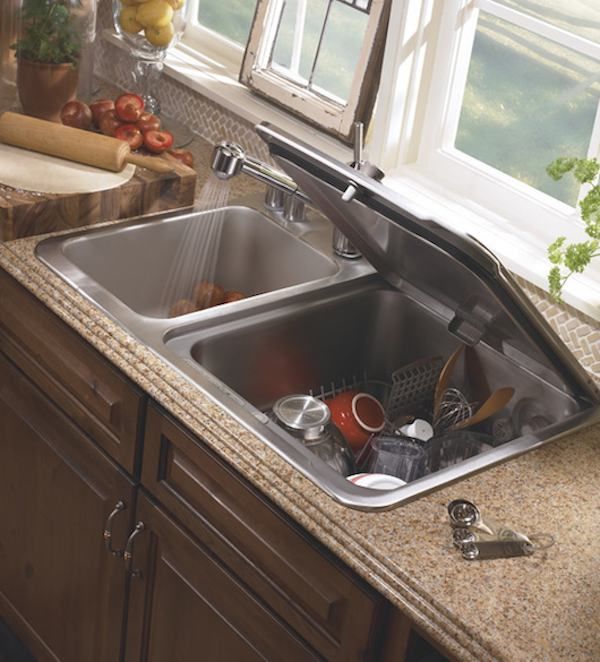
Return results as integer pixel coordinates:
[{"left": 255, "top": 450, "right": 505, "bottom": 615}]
[{"left": 433, "top": 388, "right": 477, "bottom": 433}]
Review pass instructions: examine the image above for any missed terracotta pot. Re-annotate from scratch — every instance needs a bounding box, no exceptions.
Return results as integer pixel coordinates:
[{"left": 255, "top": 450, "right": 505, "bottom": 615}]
[{"left": 17, "top": 59, "right": 79, "bottom": 122}]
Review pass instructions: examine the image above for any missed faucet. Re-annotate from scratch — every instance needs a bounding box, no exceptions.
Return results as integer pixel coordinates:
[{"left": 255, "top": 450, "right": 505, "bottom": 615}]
[
  {"left": 211, "top": 125, "right": 384, "bottom": 257},
  {"left": 211, "top": 141, "right": 309, "bottom": 223},
  {"left": 332, "top": 122, "right": 385, "bottom": 259}
]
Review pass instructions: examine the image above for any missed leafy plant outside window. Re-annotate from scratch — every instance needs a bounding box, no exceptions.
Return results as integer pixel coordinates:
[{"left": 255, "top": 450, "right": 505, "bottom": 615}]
[{"left": 546, "top": 157, "right": 600, "bottom": 301}]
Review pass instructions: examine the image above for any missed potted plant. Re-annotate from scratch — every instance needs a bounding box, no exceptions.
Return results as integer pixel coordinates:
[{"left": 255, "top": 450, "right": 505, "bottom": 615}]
[
  {"left": 546, "top": 157, "right": 600, "bottom": 301},
  {"left": 13, "top": 0, "right": 82, "bottom": 122}
]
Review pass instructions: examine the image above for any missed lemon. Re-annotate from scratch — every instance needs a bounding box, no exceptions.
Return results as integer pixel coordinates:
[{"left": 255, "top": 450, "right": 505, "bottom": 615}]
[
  {"left": 144, "top": 22, "right": 175, "bottom": 47},
  {"left": 166, "top": 0, "right": 185, "bottom": 9},
  {"left": 136, "top": 0, "right": 173, "bottom": 28},
  {"left": 120, "top": 0, "right": 138, "bottom": 6},
  {"left": 119, "top": 6, "right": 143, "bottom": 32}
]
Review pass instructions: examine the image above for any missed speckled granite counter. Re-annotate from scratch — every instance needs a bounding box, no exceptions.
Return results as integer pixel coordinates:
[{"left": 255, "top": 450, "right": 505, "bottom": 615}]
[{"left": 1, "top": 152, "right": 599, "bottom": 662}]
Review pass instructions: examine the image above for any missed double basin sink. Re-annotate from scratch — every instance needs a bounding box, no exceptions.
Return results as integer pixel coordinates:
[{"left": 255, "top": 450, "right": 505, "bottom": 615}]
[{"left": 37, "top": 203, "right": 595, "bottom": 510}]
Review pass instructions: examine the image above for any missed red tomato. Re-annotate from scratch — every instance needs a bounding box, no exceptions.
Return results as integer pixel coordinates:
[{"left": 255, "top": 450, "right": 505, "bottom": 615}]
[
  {"left": 98, "top": 109, "right": 123, "bottom": 137},
  {"left": 89, "top": 98, "right": 115, "bottom": 127},
  {"left": 136, "top": 112, "right": 161, "bottom": 134},
  {"left": 114, "top": 124, "right": 144, "bottom": 150},
  {"left": 168, "top": 148, "right": 194, "bottom": 168},
  {"left": 143, "top": 129, "right": 174, "bottom": 153},
  {"left": 60, "top": 100, "right": 92, "bottom": 130},
  {"left": 114, "top": 93, "right": 145, "bottom": 122}
]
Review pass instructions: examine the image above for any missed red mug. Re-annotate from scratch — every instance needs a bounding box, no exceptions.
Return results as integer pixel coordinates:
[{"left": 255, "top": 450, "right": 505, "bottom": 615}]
[{"left": 325, "top": 390, "right": 386, "bottom": 452}]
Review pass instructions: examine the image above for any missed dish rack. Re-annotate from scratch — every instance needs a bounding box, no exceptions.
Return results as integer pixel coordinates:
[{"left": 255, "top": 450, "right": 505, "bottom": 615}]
[{"left": 308, "top": 355, "right": 444, "bottom": 433}]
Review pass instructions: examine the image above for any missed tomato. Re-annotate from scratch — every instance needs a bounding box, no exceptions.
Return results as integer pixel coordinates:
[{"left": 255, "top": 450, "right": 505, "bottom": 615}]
[
  {"left": 98, "top": 109, "right": 123, "bottom": 136},
  {"left": 115, "top": 93, "right": 145, "bottom": 122},
  {"left": 143, "top": 129, "right": 174, "bottom": 153},
  {"left": 168, "top": 148, "right": 194, "bottom": 168},
  {"left": 136, "top": 112, "right": 161, "bottom": 134},
  {"left": 114, "top": 124, "right": 144, "bottom": 150},
  {"left": 89, "top": 99, "right": 115, "bottom": 127},
  {"left": 60, "top": 100, "right": 92, "bottom": 130}
]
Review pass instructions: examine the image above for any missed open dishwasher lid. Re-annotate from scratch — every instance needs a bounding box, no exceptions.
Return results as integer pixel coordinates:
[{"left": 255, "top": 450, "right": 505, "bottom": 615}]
[{"left": 256, "top": 122, "right": 599, "bottom": 405}]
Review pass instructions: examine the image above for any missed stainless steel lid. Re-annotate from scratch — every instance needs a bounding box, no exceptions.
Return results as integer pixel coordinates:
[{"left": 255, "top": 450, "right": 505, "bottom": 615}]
[
  {"left": 272, "top": 394, "right": 331, "bottom": 440},
  {"left": 256, "top": 122, "right": 599, "bottom": 405}
]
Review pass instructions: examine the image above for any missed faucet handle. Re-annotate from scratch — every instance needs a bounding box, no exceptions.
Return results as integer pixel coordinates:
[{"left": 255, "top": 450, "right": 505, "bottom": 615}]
[{"left": 351, "top": 121, "right": 364, "bottom": 168}]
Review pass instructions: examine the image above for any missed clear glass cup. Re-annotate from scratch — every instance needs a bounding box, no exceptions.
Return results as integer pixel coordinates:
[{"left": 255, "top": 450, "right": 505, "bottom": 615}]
[{"left": 366, "top": 436, "right": 428, "bottom": 483}]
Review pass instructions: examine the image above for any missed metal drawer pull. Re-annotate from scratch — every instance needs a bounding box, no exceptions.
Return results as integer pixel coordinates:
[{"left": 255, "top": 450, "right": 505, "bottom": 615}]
[
  {"left": 124, "top": 522, "right": 145, "bottom": 578},
  {"left": 103, "top": 501, "right": 126, "bottom": 557}
]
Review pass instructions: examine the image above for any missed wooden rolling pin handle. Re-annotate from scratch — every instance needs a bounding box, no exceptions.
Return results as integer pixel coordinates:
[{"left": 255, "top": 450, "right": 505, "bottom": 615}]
[{"left": 126, "top": 152, "right": 173, "bottom": 173}]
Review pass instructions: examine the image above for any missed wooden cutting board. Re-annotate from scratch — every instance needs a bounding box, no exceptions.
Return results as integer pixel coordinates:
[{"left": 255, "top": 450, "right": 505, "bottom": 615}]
[{"left": 0, "top": 151, "right": 197, "bottom": 241}]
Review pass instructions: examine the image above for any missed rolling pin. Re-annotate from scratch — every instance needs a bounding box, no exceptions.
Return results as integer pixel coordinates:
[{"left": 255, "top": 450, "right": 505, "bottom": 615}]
[{"left": 0, "top": 112, "right": 173, "bottom": 174}]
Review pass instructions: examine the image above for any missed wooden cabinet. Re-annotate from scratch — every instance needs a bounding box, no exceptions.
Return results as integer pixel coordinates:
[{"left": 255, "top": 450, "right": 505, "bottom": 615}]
[
  {"left": 0, "top": 350, "right": 136, "bottom": 662},
  {"left": 124, "top": 492, "right": 319, "bottom": 662},
  {"left": 0, "top": 269, "right": 422, "bottom": 662}
]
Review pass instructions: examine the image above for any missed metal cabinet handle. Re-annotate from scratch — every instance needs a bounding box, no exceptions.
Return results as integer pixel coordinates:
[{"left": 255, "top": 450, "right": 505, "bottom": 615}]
[
  {"left": 123, "top": 522, "right": 145, "bottom": 578},
  {"left": 103, "top": 501, "right": 126, "bottom": 557}
]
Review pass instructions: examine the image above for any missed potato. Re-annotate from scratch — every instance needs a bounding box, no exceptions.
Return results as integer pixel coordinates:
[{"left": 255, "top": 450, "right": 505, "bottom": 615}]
[{"left": 193, "top": 281, "right": 225, "bottom": 309}]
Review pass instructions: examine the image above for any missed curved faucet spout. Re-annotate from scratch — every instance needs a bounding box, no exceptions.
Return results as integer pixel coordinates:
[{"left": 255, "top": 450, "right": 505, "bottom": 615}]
[{"left": 211, "top": 140, "right": 310, "bottom": 204}]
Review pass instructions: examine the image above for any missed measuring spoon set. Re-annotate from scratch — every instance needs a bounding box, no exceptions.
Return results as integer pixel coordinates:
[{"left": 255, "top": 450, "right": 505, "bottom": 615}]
[{"left": 447, "top": 499, "right": 554, "bottom": 561}]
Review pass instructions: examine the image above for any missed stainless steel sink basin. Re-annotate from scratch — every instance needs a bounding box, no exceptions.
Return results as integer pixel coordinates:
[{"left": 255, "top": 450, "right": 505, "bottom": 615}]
[
  {"left": 40, "top": 205, "right": 340, "bottom": 320},
  {"left": 36, "top": 196, "right": 599, "bottom": 510}
]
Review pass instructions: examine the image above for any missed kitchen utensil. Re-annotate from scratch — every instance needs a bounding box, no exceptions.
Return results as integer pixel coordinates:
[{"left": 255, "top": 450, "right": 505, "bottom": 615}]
[
  {"left": 324, "top": 390, "right": 385, "bottom": 452},
  {"left": 434, "top": 346, "right": 464, "bottom": 418},
  {"left": 447, "top": 498, "right": 495, "bottom": 534},
  {"left": 460, "top": 539, "right": 534, "bottom": 561},
  {"left": 433, "top": 387, "right": 476, "bottom": 433},
  {"left": 272, "top": 394, "right": 356, "bottom": 476},
  {"left": 386, "top": 355, "right": 443, "bottom": 422},
  {"left": 365, "top": 435, "right": 427, "bottom": 482},
  {"left": 0, "top": 112, "right": 173, "bottom": 173},
  {"left": 347, "top": 473, "right": 406, "bottom": 490},
  {"left": 453, "top": 387, "right": 515, "bottom": 430}
]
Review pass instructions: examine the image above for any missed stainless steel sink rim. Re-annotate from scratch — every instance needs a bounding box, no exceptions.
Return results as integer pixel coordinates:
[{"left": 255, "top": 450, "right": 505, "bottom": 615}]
[{"left": 35, "top": 205, "right": 600, "bottom": 511}]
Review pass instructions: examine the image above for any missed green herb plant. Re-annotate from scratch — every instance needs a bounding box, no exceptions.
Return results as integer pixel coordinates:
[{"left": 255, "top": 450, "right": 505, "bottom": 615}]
[
  {"left": 13, "top": 0, "right": 82, "bottom": 66},
  {"left": 546, "top": 156, "right": 600, "bottom": 301}
]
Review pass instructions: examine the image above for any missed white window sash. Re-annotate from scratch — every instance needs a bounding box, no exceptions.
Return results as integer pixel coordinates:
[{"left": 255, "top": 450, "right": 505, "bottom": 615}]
[{"left": 240, "top": 0, "right": 389, "bottom": 140}]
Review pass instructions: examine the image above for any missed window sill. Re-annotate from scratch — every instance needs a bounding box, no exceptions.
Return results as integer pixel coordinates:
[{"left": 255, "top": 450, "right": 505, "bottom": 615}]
[
  {"left": 101, "top": 30, "right": 351, "bottom": 163},
  {"left": 101, "top": 30, "right": 599, "bottom": 323}
]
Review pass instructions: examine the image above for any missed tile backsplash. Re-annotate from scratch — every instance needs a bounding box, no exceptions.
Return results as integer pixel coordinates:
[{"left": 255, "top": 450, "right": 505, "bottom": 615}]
[{"left": 96, "top": 0, "right": 600, "bottom": 385}]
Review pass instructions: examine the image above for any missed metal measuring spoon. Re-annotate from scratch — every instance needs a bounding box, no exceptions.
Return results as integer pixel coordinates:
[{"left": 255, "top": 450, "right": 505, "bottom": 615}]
[{"left": 447, "top": 499, "right": 495, "bottom": 535}]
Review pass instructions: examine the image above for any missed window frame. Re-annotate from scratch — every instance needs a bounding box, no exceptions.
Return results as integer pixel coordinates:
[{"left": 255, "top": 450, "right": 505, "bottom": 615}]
[
  {"left": 368, "top": 0, "right": 600, "bottom": 317},
  {"left": 238, "top": 0, "right": 390, "bottom": 141}
]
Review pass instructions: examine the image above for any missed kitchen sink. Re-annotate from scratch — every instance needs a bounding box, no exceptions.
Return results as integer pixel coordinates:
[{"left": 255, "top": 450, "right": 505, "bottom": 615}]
[
  {"left": 39, "top": 205, "right": 340, "bottom": 320},
  {"left": 36, "top": 126, "right": 600, "bottom": 510}
]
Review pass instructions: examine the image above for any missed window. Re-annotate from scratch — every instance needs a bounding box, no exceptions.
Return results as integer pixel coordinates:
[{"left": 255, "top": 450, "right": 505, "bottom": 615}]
[
  {"left": 182, "top": 0, "right": 390, "bottom": 139},
  {"left": 370, "top": 0, "right": 600, "bottom": 312}
]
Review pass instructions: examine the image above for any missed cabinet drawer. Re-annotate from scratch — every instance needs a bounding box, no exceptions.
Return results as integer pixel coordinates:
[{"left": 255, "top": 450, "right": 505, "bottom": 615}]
[
  {"left": 0, "top": 269, "right": 144, "bottom": 473},
  {"left": 142, "top": 404, "right": 382, "bottom": 661}
]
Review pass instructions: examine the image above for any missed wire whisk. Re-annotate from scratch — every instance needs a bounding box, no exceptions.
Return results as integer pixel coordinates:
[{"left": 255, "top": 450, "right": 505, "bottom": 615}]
[{"left": 434, "top": 388, "right": 477, "bottom": 433}]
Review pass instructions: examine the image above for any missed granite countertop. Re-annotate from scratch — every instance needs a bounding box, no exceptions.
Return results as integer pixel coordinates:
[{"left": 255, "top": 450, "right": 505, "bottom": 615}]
[{"left": 1, "top": 142, "right": 600, "bottom": 662}]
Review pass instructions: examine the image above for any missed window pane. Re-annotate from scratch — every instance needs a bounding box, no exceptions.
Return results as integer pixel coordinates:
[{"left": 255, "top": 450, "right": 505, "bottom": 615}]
[
  {"left": 494, "top": 0, "right": 600, "bottom": 43},
  {"left": 456, "top": 12, "right": 600, "bottom": 205},
  {"left": 270, "top": 0, "right": 369, "bottom": 104},
  {"left": 312, "top": 1, "right": 368, "bottom": 101},
  {"left": 198, "top": 0, "right": 257, "bottom": 45},
  {"left": 272, "top": 0, "right": 329, "bottom": 82}
]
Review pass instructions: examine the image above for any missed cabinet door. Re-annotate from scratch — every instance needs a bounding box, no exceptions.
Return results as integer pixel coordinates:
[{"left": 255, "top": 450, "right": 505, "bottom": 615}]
[
  {"left": 125, "top": 492, "right": 320, "bottom": 662},
  {"left": 0, "top": 351, "right": 136, "bottom": 662}
]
